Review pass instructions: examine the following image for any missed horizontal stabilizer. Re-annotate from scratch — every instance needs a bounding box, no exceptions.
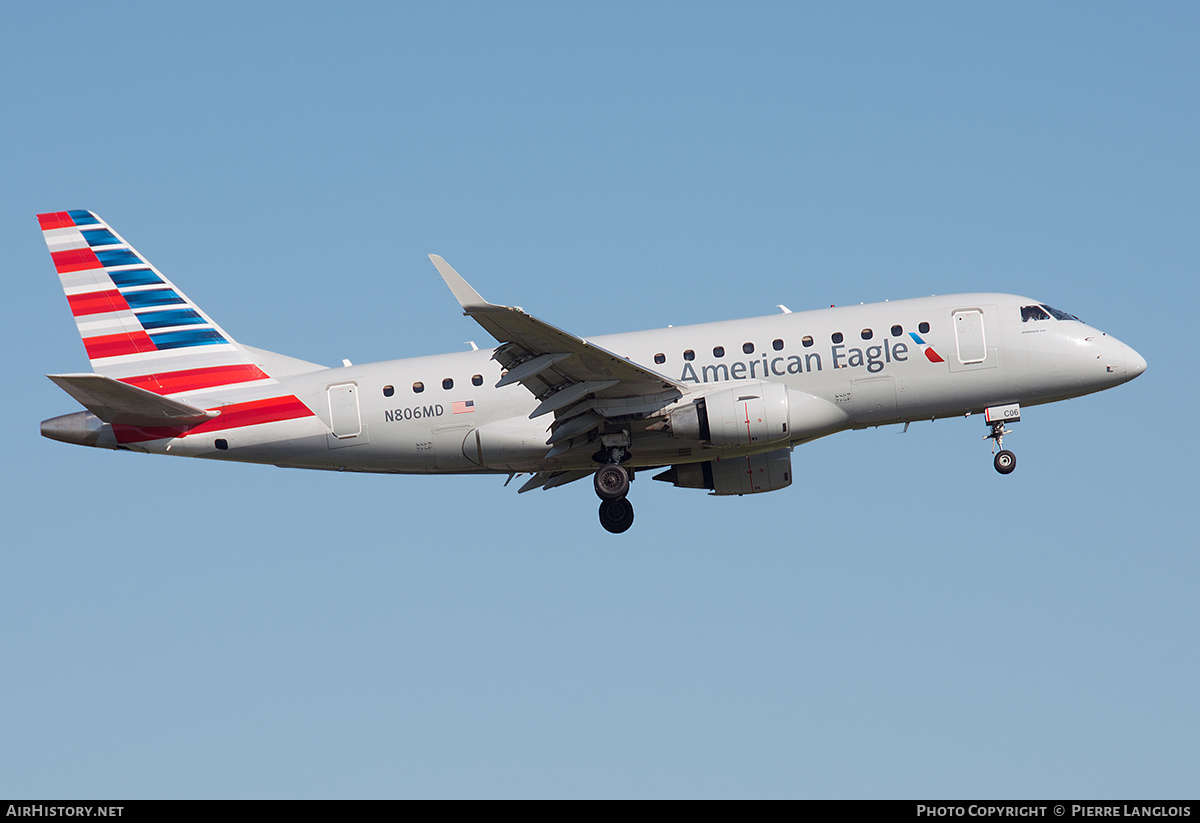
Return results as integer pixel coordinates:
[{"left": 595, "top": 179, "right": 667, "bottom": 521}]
[{"left": 47, "top": 373, "right": 219, "bottom": 426}]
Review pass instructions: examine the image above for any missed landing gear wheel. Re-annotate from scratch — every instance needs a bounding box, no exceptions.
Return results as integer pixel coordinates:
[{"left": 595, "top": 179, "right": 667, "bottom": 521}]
[
  {"left": 594, "top": 463, "right": 630, "bottom": 500},
  {"left": 599, "top": 498, "right": 635, "bottom": 534},
  {"left": 994, "top": 449, "right": 1016, "bottom": 475}
]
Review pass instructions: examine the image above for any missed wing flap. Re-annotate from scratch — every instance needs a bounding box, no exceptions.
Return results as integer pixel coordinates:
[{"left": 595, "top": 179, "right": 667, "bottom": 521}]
[{"left": 516, "top": 469, "right": 594, "bottom": 493}]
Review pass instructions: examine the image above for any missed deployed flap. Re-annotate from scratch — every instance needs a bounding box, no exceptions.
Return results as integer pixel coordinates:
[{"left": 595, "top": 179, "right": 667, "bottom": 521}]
[
  {"left": 516, "top": 469, "right": 594, "bottom": 493},
  {"left": 47, "top": 373, "right": 219, "bottom": 426},
  {"left": 429, "top": 255, "right": 686, "bottom": 404}
]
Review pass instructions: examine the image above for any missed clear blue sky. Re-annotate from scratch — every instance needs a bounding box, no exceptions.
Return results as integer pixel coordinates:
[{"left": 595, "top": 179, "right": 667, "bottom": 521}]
[{"left": 2, "top": 2, "right": 1196, "bottom": 799}]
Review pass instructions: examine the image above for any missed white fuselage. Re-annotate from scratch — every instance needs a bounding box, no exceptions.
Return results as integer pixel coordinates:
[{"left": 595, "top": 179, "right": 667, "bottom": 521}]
[{"left": 79, "top": 292, "right": 1139, "bottom": 475}]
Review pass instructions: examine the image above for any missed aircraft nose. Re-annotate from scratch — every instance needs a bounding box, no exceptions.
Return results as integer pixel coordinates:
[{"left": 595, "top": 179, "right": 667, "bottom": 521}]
[{"left": 1125, "top": 345, "right": 1147, "bottom": 380}]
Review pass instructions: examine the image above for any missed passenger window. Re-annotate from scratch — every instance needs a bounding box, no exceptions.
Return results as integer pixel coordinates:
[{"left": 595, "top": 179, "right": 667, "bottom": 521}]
[
  {"left": 442, "top": 378, "right": 453, "bottom": 390},
  {"left": 861, "top": 329, "right": 873, "bottom": 340},
  {"left": 413, "top": 382, "right": 424, "bottom": 393},
  {"left": 713, "top": 346, "right": 725, "bottom": 358},
  {"left": 743, "top": 342, "right": 754, "bottom": 354},
  {"left": 918, "top": 322, "right": 930, "bottom": 334},
  {"left": 654, "top": 353, "right": 666, "bottom": 364},
  {"left": 802, "top": 336, "right": 814, "bottom": 348},
  {"left": 831, "top": 332, "right": 843, "bottom": 344},
  {"left": 383, "top": 385, "right": 395, "bottom": 397},
  {"left": 891, "top": 325, "right": 903, "bottom": 337},
  {"left": 772, "top": 339, "right": 784, "bottom": 351},
  {"left": 472, "top": 374, "right": 483, "bottom": 386},
  {"left": 683, "top": 349, "right": 695, "bottom": 361}
]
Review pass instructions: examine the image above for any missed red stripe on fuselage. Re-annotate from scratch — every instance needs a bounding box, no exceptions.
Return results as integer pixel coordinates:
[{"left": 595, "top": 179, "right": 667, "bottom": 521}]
[
  {"left": 119, "top": 364, "right": 271, "bottom": 395},
  {"left": 68, "top": 289, "right": 130, "bottom": 317},
  {"left": 112, "top": 395, "right": 315, "bottom": 444},
  {"left": 38, "top": 212, "right": 75, "bottom": 231},
  {"left": 51, "top": 247, "right": 102, "bottom": 273},
  {"left": 82, "top": 331, "right": 157, "bottom": 359}
]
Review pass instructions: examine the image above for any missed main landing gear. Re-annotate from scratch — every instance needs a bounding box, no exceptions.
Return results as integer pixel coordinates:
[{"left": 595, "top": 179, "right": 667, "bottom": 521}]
[
  {"left": 594, "top": 449, "right": 634, "bottom": 534},
  {"left": 598, "top": 496, "right": 635, "bottom": 534}
]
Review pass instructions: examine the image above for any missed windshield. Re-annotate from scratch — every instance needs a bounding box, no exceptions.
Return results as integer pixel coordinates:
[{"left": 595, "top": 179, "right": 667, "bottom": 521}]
[
  {"left": 1041, "top": 304, "right": 1081, "bottom": 321},
  {"left": 1022, "top": 304, "right": 1081, "bottom": 322}
]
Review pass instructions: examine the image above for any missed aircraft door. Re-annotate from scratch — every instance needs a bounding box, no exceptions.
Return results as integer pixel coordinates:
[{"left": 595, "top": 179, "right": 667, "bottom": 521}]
[
  {"left": 328, "top": 383, "right": 362, "bottom": 439},
  {"left": 953, "top": 309, "right": 987, "bottom": 364}
]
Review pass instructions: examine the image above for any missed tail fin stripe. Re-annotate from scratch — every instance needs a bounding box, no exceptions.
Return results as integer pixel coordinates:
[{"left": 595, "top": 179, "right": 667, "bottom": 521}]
[
  {"left": 67, "top": 289, "right": 131, "bottom": 317},
  {"left": 38, "top": 212, "right": 76, "bottom": 231},
  {"left": 112, "top": 395, "right": 316, "bottom": 444},
  {"left": 94, "top": 248, "right": 143, "bottom": 267},
  {"left": 76, "top": 316, "right": 139, "bottom": 338},
  {"left": 122, "top": 288, "right": 184, "bottom": 309},
  {"left": 83, "top": 331, "right": 157, "bottom": 359},
  {"left": 81, "top": 229, "right": 120, "bottom": 246},
  {"left": 119, "top": 364, "right": 271, "bottom": 395},
  {"left": 108, "top": 269, "right": 162, "bottom": 288},
  {"left": 59, "top": 270, "right": 113, "bottom": 293},
  {"left": 136, "top": 309, "right": 206, "bottom": 329},
  {"left": 67, "top": 210, "right": 100, "bottom": 225},
  {"left": 149, "top": 329, "right": 228, "bottom": 349},
  {"left": 51, "top": 247, "right": 102, "bottom": 273}
]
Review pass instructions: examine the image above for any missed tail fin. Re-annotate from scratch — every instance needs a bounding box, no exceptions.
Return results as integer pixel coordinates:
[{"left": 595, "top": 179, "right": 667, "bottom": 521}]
[{"left": 38, "top": 210, "right": 304, "bottom": 399}]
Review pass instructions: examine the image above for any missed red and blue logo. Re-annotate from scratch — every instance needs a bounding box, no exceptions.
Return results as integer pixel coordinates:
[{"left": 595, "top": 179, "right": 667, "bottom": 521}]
[{"left": 908, "top": 332, "right": 944, "bottom": 363}]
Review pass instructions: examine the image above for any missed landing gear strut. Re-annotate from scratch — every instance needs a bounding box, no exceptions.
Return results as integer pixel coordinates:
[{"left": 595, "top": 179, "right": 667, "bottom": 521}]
[
  {"left": 594, "top": 450, "right": 634, "bottom": 533},
  {"left": 986, "top": 420, "right": 1016, "bottom": 475}
]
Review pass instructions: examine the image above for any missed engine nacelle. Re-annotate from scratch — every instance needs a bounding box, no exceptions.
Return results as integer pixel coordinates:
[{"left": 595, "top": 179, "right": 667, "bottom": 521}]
[
  {"left": 653, "top": 447, "right": 793, "bottom": 496},
  {"left": 663, "top": 382, "right": 847, "bottom": 447}
]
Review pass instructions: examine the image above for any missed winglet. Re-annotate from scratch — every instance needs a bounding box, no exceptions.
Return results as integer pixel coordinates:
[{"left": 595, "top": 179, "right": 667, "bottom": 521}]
[{"left": 429, "top": 255, "right": 493, "bottom": 312}]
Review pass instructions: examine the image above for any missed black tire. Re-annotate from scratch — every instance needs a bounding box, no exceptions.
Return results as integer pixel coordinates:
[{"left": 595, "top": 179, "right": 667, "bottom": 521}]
[
  {"left": 594, "top": 463, "right": 630, "bottom": 500},
  {"left": 994, "top": 449, "right": 1016, "bottom": 475},
  {"left": 599, "top": 498, "right": 635, "bottom": 534}
]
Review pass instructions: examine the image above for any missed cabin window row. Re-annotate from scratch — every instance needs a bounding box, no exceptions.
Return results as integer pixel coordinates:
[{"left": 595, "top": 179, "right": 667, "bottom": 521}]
[
  {"left": 382, "top": 374, "right": 484, "bottom": 397},
  {"left": 660, "top": 322, "right": 931, "bottom": 364}
]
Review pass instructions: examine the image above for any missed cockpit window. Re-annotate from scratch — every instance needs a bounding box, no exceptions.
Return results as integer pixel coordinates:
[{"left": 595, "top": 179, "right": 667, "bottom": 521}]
[
  {"left": 1021, "top": 305, "right": 1051, "bottom": 322},
  {"left": 1040, "top": 304, "right": 1080, "bottom": 321}
]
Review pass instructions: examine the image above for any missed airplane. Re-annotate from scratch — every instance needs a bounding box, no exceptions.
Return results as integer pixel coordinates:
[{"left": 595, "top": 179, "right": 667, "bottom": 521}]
[{"left": 37, "top": 209, "right": 1147, "bottom": 533}]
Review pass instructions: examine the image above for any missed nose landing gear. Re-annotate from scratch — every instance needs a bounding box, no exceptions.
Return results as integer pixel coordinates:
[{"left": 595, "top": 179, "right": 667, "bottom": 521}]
[
  {"left": 993, "top": 444, "right": 1016, "bottom": 474},
  {"left": 983, "top": 403, "right": 1020, "bottom": 475}
]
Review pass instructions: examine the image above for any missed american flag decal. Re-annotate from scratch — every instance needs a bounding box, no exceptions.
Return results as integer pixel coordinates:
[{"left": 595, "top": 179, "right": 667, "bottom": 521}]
[{"left": 452, "top": 400, "right": 475, "bottom": 414}]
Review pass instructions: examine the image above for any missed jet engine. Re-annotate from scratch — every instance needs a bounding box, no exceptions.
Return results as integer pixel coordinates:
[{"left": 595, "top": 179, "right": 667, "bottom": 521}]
[
  {"left": 653, "top": 447, "right": 793, "bottom": 496},
  {"left": 659, "top": 382, "right": 847, "bottom": 447}
]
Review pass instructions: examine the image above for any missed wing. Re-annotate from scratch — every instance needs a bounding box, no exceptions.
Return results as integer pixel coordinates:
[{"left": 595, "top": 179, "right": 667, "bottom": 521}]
[{"left": 430, "top": 255, "right": 686, "bottom": 480}]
